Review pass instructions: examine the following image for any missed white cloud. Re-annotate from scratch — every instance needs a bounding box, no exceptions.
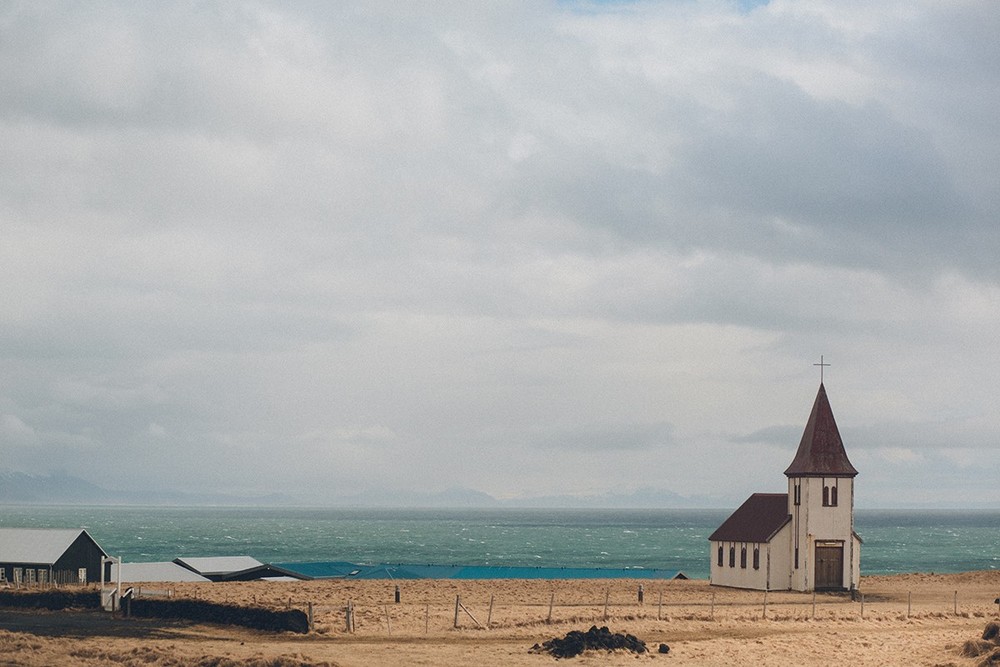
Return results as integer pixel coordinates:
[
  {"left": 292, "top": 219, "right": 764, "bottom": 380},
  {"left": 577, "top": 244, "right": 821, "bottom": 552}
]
[
  {"left": 2, "top": 414, "right": 36, "bottom": 443},
  {"left": 876, "top": 447, "right": 923, "bottom": 464},
  {"left": 0, "top": 1, "right": 997, "bottom": 505}
]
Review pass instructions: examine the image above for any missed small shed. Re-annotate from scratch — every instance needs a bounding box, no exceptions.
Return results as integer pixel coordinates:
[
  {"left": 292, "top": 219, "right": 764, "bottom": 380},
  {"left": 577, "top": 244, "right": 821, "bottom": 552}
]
[{"left": 0, "top": 528, "right": 108, "bottom": 585}]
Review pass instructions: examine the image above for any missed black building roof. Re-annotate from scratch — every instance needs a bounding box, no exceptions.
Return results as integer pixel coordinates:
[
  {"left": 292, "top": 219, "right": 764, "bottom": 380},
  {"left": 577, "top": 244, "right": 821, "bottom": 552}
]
[{"left": 708, "top": 493, "right": 791, "bottom": 543}]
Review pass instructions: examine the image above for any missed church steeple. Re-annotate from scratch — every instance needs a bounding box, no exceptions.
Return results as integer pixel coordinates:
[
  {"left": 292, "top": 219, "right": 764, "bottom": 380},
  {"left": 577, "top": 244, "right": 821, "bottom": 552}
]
[{"left": 784, "top": 383, "right": 858, "bottom": 478}]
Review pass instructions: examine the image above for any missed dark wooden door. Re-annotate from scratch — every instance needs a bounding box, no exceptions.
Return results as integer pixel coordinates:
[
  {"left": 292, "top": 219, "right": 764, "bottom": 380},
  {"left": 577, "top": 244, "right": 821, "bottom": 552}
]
[{"left": 815, "top": 544, "right": 844, "bottom": 589}]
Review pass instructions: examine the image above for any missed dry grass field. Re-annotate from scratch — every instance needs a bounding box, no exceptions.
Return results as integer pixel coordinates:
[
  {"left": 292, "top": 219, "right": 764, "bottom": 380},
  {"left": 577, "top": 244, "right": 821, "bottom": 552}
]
[{"left": 1, "top": 571, "right": 999, "bottom": 666}]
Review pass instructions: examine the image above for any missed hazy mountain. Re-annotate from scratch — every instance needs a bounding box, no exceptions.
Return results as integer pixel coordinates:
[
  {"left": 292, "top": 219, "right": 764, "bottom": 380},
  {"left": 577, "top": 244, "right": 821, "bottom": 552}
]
[
  {"left": 0, "top": 471, "right": 721, "bottom": 509},
  {"left": 0, "top": 471, "right": 296, "bottom": 506}
]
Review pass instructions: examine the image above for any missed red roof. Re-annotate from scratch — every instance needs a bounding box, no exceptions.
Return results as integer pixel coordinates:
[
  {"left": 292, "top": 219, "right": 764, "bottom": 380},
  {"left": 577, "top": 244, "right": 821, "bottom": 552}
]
[
  {"left": 708, "top": 493, "right": 791, "bottom": 543},
  {"left": 784, "top": 383, "right": 858, "bottom": 478}
]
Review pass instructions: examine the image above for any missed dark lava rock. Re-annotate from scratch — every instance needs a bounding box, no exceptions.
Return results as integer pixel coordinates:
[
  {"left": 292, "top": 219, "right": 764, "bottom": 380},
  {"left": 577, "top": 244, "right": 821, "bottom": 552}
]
[
  {"left": 658, "top": 643, "right": 670, "bottom": 654},
  {"left": 529, "top": 625, "right": 647, "bottom": 658}
]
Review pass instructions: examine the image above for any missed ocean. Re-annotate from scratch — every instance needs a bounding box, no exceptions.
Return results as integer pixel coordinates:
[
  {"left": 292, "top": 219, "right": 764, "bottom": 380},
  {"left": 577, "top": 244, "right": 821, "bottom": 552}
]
[{"left": 2, "top": 505, "right": 998, "bottom": 580}]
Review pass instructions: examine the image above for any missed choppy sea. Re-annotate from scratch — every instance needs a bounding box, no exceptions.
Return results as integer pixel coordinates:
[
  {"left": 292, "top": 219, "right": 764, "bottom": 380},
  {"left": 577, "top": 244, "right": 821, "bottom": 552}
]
[{"left": 2, "top": 506, "right": 998, "bottom": 580}]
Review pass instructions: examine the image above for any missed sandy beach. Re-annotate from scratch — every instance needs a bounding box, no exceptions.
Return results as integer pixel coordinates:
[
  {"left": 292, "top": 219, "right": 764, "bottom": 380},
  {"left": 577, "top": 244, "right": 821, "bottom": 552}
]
[{"left": 1, "top": 571, "right": 998, "bottom": 666}]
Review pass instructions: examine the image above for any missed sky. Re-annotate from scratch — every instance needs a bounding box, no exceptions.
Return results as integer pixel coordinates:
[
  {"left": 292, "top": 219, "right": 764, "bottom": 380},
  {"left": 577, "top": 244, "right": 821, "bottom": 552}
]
[{"left": 1, "top": 1, "right": 998, "bottom": 508}]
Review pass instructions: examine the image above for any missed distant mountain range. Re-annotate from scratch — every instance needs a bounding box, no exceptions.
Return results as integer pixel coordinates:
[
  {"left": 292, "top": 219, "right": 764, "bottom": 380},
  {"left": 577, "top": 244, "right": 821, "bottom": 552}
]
[
  {"left": 0, "top": 470, "right": 724, "bottom": 508},
  {"left": 0, "top": 471, "right": 294, "bottom": 506},
  {"left": 0, "top": 470, "right": 989, "bottom": 509}
]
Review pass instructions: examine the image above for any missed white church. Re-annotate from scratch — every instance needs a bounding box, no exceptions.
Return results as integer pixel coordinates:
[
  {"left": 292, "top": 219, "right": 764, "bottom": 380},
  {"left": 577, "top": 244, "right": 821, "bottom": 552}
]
[{"left": 708, "top": 381, "right": 860, "bottom": 591}]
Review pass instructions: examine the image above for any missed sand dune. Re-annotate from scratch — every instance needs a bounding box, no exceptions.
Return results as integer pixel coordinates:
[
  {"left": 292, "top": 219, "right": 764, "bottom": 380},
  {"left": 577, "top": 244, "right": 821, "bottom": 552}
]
[{"left": 1, "top": 571, "right": 998, "bottom": 665}]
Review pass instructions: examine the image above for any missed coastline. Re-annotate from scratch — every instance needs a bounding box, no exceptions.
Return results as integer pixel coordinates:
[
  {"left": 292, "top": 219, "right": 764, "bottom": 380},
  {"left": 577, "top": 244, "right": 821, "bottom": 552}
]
[{"left": 1, "top": 570, "right": 997, "bottom": 665}]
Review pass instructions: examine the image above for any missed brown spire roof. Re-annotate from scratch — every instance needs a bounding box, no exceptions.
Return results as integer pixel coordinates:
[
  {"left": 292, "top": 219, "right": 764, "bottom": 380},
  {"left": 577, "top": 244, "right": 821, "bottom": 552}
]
[{"left": 784, "top": 383, "right": 858, "bottom": 478}]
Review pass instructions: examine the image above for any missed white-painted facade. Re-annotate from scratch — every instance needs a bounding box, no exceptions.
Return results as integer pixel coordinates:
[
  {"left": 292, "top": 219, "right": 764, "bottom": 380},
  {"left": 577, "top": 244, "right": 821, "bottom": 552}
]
[
  {"left": 709, "top": 522, "right": 791, "bottom": 590},
  {"left": 788, "top": 475, "right": 860, "bottom": 592},
  {"left": 709, "top": 383, "right": 860, "bottom": 592}
]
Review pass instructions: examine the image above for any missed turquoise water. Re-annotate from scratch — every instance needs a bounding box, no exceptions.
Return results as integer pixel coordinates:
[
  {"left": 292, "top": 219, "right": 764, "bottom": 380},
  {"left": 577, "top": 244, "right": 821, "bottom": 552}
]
[{"left": 2, "top": 506, "right": 998, "bottom": 579}]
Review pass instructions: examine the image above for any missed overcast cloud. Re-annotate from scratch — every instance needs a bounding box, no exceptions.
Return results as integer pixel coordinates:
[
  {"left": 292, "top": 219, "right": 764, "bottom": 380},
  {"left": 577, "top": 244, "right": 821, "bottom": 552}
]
[{"left": 1, "top": 1, "right": 998, "bottom": 507}]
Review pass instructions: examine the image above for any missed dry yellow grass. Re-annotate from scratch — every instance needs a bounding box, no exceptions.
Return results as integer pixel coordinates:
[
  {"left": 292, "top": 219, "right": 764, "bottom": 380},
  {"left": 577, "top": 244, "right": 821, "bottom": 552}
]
[{"left": 1, "top": 571, "right": 999, "bottom": 666}]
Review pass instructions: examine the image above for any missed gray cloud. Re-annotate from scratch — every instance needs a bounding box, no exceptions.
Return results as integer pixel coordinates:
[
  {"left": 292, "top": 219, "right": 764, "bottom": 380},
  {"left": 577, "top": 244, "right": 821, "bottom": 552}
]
[
  {"left": 535, "top": 421, "right": 674, "bottom": 452},
  {"left": 0, "top": 1, "right": 997, "bottom": 505}
]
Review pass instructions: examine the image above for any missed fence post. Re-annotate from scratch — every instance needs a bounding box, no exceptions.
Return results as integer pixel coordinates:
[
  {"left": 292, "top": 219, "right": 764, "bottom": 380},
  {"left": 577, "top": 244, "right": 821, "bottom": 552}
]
[
  {"left": 487, "top": 594, "right": 494, "bottom": 628},
  {"left": 454, "top": 596, "right": 461, "bottom": 628},
  {"left": 308, "top": 602, "right": 313, "bottom": 631},
  {"left": 762, "top": 589, "right": 768, "bottom": 619},
  {"left": 860, "top": 593, "right": 865, "bottom": 619},
  {"left": 907, "top": 591, "right": 911, "bottom": 618},
  {"left": 638, "top": 584, "right": 644, "bottom": 605},
  {"left": 547, "top": 592, "right": 554, "bottom": 624},
  {"left": 812, "top": 591, "right": 816, "bottom": 619},
  {"left": 954, "top": 591, "right": 958, "bottom": 616},
  {"left": 425, "top": 604, "right": 430, "bottom": 634},
  {"left": 658, "top": 590, "right": 663, "bottom": 620},
  {"left": 603, "top": 589, "right": 609, "bottom": 621},
  {"left": 711, "top": 591, "right": 715, "bottom": 620},
  {"left": 395, "top": 585, "right": 400, "bottom": 604},
  {"left": 384, "top": 605, "right": 392, "bottom": 635}
]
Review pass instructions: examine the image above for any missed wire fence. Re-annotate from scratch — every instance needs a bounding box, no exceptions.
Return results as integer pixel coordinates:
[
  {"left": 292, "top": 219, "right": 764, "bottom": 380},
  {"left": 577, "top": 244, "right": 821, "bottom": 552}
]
[{"left": 296, "top": 584, "right": 1000, "bottom": 635}]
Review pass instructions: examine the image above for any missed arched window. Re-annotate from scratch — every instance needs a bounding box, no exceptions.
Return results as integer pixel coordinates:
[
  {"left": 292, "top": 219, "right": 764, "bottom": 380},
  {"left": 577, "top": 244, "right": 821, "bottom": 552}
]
[
  {"left": 740, "top": 546, "right": 747, "bottom": 569},
  {"left": 729, "top": 545, "right": 736, "bottom": 568},
  {"left": 753, "top": 546, "right": 760, "bottom": 570},
  {"left": 831, "top": 485, "right": 839, "bottom": 506},
  {"left": 822, "top": 486, "right": 830, "bottom": 506},
  {"left": 717, "top": 545, "right": 723, "bottom": 567}
]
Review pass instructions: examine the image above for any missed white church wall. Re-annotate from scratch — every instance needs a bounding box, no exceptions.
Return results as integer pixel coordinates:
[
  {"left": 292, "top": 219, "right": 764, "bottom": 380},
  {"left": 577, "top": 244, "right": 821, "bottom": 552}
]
[
  {"left": 709, "top": 540, "right": 770, "bottom": 590},
  {"left": 789, "top": 477, "right": 856, "bottom": 591},
  {"left": 766, "top": 523, "right": 792, "bottom": 591}
]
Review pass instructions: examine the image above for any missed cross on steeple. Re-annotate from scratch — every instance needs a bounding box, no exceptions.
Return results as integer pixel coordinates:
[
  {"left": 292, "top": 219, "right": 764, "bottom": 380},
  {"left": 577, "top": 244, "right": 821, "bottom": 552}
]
[{"left": 814, "top": 355, "right": 830, "bottom": 383}]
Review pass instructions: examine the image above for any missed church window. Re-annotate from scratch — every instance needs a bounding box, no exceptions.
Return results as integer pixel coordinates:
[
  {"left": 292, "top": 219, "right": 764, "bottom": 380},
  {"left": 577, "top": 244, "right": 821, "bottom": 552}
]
[
  {"left": 822, "top": 486, "right": 830, "bottom": 506},
  {"left": 794, "top": 547, "right": 799, "bottom": 569},
  {"left": 740, "top": 546, "right": 747, "bottom": 569},
  {"left": 794, "top": 483, "right": 801, "bottom": 506},
  {"left": 729, "top": 545, "right": 736, "bottom": 568},
  {"left": 753, "top": 546, "right": 760, "bottom": 570},
  {"left": 717, "top": 546, "right": 723, "bottom": 567},
  {"left": 831, "top": 485, "right": 838, "bottom": 506}
]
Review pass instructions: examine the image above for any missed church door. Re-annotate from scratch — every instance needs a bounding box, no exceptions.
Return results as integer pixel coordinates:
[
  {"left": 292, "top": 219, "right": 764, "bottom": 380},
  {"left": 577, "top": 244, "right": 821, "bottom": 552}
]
[{"left": 815, "top": 543, "right": 844, "bottom": 590}]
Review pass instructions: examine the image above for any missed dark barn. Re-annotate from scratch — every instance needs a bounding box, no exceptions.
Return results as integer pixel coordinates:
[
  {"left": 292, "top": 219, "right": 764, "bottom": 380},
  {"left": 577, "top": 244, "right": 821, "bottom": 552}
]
[{"left": 0, "top": 528, "right": 109, "bottom": 586}]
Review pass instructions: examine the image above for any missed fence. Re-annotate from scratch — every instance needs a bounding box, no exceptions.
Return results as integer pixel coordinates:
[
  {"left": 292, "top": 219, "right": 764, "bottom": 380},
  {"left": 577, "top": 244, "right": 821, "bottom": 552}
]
[
  {"left": 1, "top": 569, "right": 89, "bottom": 590},
  {"left": 306, "top": 583, "right": 1000, "bottom": 636}
]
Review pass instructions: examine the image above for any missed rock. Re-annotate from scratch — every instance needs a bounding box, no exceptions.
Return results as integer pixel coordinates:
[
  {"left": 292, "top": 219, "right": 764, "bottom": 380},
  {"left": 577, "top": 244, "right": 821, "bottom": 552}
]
[
  {"left": 529, "top": 625, "right": 649, "bottom": 658},
  {"left": 659, "top": 643, "right": 670, "bottom": 654}
]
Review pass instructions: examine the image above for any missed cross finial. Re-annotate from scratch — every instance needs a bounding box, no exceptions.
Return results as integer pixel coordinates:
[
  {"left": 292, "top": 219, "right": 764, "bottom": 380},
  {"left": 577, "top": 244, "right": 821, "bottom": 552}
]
[{"left": 814, "top": 355, "right": 830, "bottom": 383}]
